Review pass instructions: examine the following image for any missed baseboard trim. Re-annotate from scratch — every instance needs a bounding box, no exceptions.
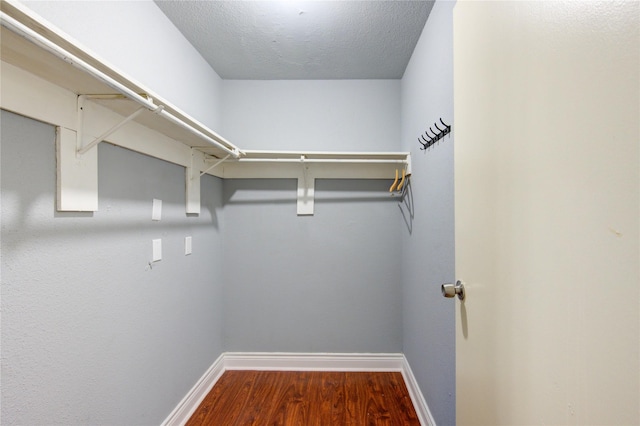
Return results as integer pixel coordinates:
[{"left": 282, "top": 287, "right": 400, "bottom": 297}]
[
  {"left": 161, "top": 352, "right": 435, "bottom": 426},
  {"left": 223, "top": 351, "right": 405, "bottom": 371},
  {"left": 401, "top": 356, "right": 437, "bottom": 426},
  {"left": 161, "top": 353, "right": 225, "bottom": 426}
]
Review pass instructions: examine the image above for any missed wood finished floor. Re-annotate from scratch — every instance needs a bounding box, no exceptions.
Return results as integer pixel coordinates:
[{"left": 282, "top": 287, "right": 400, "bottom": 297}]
[{"left": 186, "top": 370, "right": 420, "bottom": 425}]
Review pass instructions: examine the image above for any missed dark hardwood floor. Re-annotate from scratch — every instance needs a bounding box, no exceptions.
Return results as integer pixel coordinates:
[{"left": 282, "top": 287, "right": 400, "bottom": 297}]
[{"left": 186, "top": 370, "right": 420, "bottom": 425}]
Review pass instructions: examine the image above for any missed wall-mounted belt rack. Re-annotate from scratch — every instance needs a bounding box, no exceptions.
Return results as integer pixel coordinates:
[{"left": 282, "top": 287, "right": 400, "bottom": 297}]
[
  {"left": 0, "top": 0, "right": 411, "bottom": 216},
  {"left": 419, "top": 118, "right": 451, "bottom": 151}
]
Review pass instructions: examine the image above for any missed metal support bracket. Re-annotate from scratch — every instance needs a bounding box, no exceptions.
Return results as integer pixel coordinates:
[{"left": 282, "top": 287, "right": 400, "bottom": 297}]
[
  {"left": 200, "top": 154, "right": 230, "bottom": 177},
  {"left": 58, "top": 94, "right": 163, "bottom": 212},
  {"left": 76, "top": 94, "right": 163, "bottom": 156},
  {"left": 77, "top": 104, "right": 145, "bottom": 155}
]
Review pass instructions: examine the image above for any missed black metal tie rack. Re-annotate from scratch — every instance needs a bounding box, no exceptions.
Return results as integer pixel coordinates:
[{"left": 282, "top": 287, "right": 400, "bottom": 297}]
[{"left": 419, "top": 118, "right": 451, "bottom": 150}]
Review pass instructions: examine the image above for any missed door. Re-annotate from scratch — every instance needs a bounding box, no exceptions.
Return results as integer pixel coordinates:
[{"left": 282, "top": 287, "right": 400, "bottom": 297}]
[{"left": 453, "top": 2, "right": 638, "bottom": 424}]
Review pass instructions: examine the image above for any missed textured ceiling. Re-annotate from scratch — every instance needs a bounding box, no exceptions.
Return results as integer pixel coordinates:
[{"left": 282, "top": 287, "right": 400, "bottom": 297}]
[{"left": 154, "top": 1, "right": 434, "bottom": 80}]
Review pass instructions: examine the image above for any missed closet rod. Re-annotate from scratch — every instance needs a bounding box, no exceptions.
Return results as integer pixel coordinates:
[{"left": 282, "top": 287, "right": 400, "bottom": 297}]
[
  {"left": 233, "top": 158, "right": 408, "bottom": 164},
  {"left": 0, "top": 11, "right": 241, "bottom": 159}
]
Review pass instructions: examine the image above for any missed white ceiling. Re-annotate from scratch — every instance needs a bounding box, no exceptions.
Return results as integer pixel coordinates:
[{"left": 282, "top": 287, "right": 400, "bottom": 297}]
[{"left": 154, "top": 1, "right": 434, "bottom": 80}]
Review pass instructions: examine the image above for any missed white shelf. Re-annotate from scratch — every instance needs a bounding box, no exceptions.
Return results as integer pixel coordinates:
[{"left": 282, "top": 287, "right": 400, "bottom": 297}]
[
  {"left": 218, "top": 150, "right": 410, "bottom": 179},
  {"left": 0, "top": 0, "right": 411, "bottom": 215}
]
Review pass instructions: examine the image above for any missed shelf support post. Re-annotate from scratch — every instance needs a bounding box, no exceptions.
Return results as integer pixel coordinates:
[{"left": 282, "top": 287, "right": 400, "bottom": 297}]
[
  {"left": 57, "top": 124, "right": 98, "bottom": 211},
  {"left": 55, "top": 95, "right": 98, "bottom": 211},
  {"left": 297, "top": 156, "right": 315, "bottom": 215},
  {"left": 186, "top": 149, "right": 206, "bottom": 214}
]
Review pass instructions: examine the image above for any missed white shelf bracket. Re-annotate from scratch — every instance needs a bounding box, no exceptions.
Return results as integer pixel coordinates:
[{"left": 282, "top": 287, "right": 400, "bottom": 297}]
[
  {"left": 77, "top": 104, "right": 144, "bottom": 156},
  {"left": 52, "top": 95, "right": 99, "bottom": 211},
  {"left": 187, "top": 150, "right": 231, "bottom": 215},
  {"left": 200, "top": 154, "right": 230, "bottom": 177},
  {"left": 297, "top": 155, "right": 315, "bottom": 216},
  {"left": 76, "top": 95, "right": 164, "bottom": 157}
]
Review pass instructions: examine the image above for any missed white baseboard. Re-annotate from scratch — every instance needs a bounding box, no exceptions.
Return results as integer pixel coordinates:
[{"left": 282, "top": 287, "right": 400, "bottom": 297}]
[
  {"left": 223, "top": 351, "right": 405, "bottom": 371},
  {"left": 401, "top": 356, "right": 437, "bottom": 426},
  {"left": 161, "top": 353, "right": 225, "bottom": 426},
  {"left": 161, "top": 352, "right": 435, "bottom": 426}
]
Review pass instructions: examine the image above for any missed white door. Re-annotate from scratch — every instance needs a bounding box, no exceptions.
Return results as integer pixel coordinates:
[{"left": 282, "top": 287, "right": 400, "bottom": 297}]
[{"left": 453, "top": 2, "right": 639, "bottom": 424}]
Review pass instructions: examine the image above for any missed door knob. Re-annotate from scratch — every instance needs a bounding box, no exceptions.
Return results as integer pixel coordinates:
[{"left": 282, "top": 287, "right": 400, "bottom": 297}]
[{"left": 441, "top": 280, "right": 465, "bottom": 301}]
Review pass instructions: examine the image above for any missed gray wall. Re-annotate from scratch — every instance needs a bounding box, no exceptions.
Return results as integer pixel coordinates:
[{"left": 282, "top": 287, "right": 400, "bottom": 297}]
[
  {"left": 221, "top": 80, "right": 400, "bottom": 151},
  {"left": 3, "top": 1, "right": 458, "bottom": 423},
  {"left": 1, "top": 110, "right": 225, "bottom": 425},
  {"left": 222, "top": 178, "right": 402, "bottom": 352},
  {"left": 221, "top": 80, "right": 403, "bottom": 352},
  {"left": 400, "top": 2, "right": 456, "bottom": 425}
]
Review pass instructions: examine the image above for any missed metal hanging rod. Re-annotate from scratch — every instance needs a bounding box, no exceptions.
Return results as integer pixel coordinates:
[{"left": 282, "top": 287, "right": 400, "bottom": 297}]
[{"left": 232, "top": 158, "right": 409, "bottom": 164}]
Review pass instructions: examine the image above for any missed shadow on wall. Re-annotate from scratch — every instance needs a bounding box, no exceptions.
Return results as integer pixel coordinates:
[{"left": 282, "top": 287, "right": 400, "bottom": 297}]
[
  {"left": 398, "top": 180, "right": 415, "bottom": 235},
  {"left": 1, "top": 113, "right": 222, "bottom": 251},
  {"left": 222, "top": 178, "right": 405, "bottom": 208},
  {"left": 3, "top": 209, "right": 221, "bottom": 252}
]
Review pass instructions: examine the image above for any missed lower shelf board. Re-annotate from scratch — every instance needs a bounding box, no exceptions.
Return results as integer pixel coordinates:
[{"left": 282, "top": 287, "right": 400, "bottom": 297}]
[{"left": 186, "top": 370, "right": 420, "bottom": 425}]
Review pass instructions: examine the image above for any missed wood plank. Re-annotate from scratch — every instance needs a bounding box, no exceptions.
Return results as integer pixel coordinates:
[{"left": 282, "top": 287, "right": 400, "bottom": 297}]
[
  {"left": 308, "top": 371, "right": 346, "bottom": 425},
  {"left": 185, "top": 370, "right": 258, "bottom": 426},
  {"left": 187, "top": 371, "right": 419, "bottom": 426},
  {"left": 236, "top": 370, "right": 292, "bottom": 424},
  {"left": 268, "top": 370, "right": 312, "bottom": 424},
  {"left": 385, "top": 372, "right": 420, "bottom": 424}
]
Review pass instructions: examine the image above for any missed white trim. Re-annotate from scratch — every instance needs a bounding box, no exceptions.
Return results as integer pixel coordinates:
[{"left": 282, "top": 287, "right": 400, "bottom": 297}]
[
  {"left": 161, "top": 352, "right": 435, "bottom": 426},
  {"left": 161, "top": 353, "right": 225, "bottom": 426},
  {"left": 401, "top": 355, "right": 437, "bottom": 426},
  {"left": 223, "top": 352, "right": 405, "bottom": 372}
]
